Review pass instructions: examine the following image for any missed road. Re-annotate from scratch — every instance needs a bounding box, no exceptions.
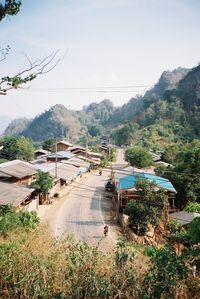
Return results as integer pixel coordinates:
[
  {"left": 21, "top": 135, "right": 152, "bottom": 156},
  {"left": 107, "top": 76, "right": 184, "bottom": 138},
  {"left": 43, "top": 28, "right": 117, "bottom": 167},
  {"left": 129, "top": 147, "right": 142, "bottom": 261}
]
[
  {"left": 39, "top": 149, "right": 125, "bottom": 251},
  {"left": 53, "top": 171, "right": 120, "bottom": 251}
]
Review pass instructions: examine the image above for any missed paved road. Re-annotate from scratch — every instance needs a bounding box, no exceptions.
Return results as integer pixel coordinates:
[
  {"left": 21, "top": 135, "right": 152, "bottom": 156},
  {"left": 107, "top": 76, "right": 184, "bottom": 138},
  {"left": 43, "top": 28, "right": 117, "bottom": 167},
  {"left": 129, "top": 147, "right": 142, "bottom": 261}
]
[
  {"left": 54, "top": 171, "right": 120, "bottom": 251},
  {"left": 39, "top": 149, "right": 125, "bottom": 251}
]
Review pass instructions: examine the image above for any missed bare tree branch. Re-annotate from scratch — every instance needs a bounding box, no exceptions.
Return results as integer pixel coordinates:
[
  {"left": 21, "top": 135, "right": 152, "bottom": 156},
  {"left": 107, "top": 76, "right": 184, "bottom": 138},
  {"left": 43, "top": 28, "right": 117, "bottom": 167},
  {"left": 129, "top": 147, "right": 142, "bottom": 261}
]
[{"left": 0, "top": 49, "right": 63, "bottom": 95}]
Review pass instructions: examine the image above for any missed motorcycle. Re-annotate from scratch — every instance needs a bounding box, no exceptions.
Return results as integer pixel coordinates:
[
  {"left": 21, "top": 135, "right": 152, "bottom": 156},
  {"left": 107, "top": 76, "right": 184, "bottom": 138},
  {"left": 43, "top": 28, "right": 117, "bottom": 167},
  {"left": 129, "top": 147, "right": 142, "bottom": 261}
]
[{"left": 104, "top": 225, "right": 108, "bottom": 236}]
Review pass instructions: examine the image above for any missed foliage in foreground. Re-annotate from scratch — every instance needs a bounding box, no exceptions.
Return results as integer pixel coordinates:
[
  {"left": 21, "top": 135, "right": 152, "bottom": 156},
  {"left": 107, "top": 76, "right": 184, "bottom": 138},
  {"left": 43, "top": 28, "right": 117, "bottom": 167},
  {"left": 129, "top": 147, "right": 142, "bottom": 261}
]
[
  {"left": 0, "top": 205, "right": 39, "bottom": 237},
  {"left": 0, "top": 207, "right": 199, "bottom": 298}
]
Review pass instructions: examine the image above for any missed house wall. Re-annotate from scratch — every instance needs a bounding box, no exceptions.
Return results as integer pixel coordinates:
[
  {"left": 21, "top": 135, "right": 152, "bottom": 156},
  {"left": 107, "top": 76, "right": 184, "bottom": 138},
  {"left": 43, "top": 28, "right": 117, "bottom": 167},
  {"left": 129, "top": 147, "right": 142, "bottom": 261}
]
[
  {"left": 16, "top": 175, "right": 36, "bottom": 186},
  {"left": 22, "top": 198, "right": 38, "bottom": 212},
  {"left": 57, "top": 143, "right": 70, "bottom": 151}
]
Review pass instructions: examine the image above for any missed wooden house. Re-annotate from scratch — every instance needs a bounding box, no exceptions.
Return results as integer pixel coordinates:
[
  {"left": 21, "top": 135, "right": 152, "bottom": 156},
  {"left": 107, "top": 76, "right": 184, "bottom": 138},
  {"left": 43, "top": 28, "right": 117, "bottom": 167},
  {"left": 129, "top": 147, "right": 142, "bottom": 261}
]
[
  {"left": 113, "top": 170, "right": 177, "bottom": 211},
  {"left": 52, "top": 140, "right": 73, "bottom": 152},
  {"left": 0, "top": 160, "right": 37, "bottom": 185},
  {"left": 0, "top": 181, "right": 37, "bottom": 211}
]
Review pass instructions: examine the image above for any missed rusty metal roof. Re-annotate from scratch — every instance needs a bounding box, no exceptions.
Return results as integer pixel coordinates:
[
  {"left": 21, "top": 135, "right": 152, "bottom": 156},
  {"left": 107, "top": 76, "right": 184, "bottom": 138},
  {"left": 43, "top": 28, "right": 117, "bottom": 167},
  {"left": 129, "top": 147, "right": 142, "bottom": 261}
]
[
  {"left": 0, "top": 182, "right": 34, "bottom": 206},
  {"left": 0, "top": 160, "right": 37, "bottom": 179}
]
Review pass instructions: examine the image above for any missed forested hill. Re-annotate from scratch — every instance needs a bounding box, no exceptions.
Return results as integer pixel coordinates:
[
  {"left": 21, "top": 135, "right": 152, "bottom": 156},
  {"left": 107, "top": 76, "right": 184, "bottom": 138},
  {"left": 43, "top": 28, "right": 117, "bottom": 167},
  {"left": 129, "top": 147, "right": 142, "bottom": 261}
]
[
  {"left": 3, "top": 64, "right": 200, "bottom": 146},
  {"left": 110, "top": 64, "right": 200, "bottom": 148}
]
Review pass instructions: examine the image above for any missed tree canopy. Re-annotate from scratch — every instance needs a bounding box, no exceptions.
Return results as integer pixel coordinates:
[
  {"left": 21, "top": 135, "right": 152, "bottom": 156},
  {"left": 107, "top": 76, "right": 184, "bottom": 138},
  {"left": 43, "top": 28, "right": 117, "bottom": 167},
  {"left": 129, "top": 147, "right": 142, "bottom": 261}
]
[
  {"left": 125, "top": 146, "right": 153, "bottom": 168},
  {"left": 124, "top": 179, "right": 168, "bottom": 235},
  {"left": 31, "top": 170, "right": 54, "bottom": 193},
  {"left": 0, "top": 0, "right": 21, "bottom": 22},
  {"left": 0, "top": 136, "right": 35, "bottom": 161}
]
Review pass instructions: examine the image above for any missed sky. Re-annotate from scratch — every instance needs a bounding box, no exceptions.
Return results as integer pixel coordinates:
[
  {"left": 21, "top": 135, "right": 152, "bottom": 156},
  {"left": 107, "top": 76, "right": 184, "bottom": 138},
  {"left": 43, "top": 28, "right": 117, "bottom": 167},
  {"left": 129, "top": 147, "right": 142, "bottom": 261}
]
[{"left": 0, "top": 0, "right": 200, "bottom": 118}]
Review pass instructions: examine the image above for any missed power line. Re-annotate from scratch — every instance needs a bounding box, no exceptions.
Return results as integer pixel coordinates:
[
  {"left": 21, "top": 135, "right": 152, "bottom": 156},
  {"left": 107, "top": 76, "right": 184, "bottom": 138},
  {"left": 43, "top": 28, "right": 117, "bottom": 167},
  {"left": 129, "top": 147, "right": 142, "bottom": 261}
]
[{"left": 28, "top": 84, "right": 153, "bottom": 90}]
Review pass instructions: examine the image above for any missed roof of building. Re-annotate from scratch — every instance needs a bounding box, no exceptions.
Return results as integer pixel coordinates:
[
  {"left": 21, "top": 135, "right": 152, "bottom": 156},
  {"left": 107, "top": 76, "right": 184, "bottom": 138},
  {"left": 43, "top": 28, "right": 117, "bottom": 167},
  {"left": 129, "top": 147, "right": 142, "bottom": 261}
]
[
  {"left": 169, "top": 211, "right": 200, "bottom": 225},
  {"left": 35, "top": 149, "right": 50, "bottom": 155},
  {"left": 47, "top": 151, "right": 74, "bottom": 159},
  {"left": 0, "top": 182, "right": 34, "bottom": 206},
  {"left": 0, "top": 160, "right": 37, "bottom": 179},
  {"left": 64, "top": 157, "right": 90, "bottom": 168},
  {"left": 0, "top": 170, "right": 11, "bottom": 178},
  {"left": 49, "top": 163, "right": 80, "bottom": 182},
  {"left": 77, "top": 155, "right": 100, "bottom": 165},
  {"left": 88, "top": 151, "right": 103, "bottom": 158},
  {"left": 118, "top": 172, "right": 176, "bottom": 193},
  {"left": 57, "top": 140, "right": 73, "bottom": 147}
]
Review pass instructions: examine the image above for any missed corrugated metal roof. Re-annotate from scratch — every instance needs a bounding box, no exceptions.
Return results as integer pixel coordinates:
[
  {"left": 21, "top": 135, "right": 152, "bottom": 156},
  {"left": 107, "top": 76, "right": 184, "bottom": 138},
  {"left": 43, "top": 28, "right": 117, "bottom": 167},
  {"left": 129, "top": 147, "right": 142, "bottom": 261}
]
[
  {"left": 0, "top": 160, "right": 37, "bottom": 179},
  {"left": 118, "top": 172, "right": 176, "bottom": 193},
  {"left": 48, "top": 151, "right": 74, "bottom": 159},
  {"left": 35, "top": 149, "right": 50, "bottom": 155},
  {"left": 169, "top": 211, "right": 200, "bottom": 225},
  {"left": 64, "top": 157, "right": 90, "bottom": 169},
  {"left": 0, "top": 182, "right": 34, "bottom": 206},
  {"left": 49, "top": 163, "right": 80, "bottom": 182}
]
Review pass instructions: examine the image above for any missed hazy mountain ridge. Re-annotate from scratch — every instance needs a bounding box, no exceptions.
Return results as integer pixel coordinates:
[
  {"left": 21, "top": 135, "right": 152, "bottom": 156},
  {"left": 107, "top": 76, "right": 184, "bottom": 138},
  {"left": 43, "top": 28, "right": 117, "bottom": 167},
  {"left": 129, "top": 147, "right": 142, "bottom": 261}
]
[
  {"left": 0, "top": 115, "right": 12, "bottom": 136},
  {"left": 4, "top": 118, "right": 31, "bottom": 137}
]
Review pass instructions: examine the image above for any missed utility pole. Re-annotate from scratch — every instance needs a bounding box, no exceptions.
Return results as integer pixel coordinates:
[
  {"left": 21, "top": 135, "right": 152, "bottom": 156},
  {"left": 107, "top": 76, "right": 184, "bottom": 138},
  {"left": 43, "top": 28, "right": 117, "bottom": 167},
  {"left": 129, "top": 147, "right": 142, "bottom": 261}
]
[
  {"left": 55, "top": 140, "right": 58, "bottom": 179},
  {"left": 85, "top": 133, "right": 88, "bottom": 162}
]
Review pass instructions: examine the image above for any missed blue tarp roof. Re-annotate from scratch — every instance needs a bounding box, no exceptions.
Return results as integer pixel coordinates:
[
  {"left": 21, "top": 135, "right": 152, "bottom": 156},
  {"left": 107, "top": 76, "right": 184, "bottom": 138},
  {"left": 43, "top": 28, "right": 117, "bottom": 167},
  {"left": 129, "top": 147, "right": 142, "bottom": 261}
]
[{"left": 118, "top": 172, "right": 176, "bottom": 193}]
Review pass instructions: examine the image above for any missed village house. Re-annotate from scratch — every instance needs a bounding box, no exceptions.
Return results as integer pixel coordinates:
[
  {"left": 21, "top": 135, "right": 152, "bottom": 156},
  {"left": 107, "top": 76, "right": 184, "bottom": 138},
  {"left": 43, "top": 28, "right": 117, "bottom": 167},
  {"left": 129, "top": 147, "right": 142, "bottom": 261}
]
[
  {"left": 46, "top": 151, "right": 74, "bottom": 162},
  {"left": 35, "top": 149, "right": 51, "bottom": 159},
  {"left": 0, "top": 160, "right": 37, "bottom": 185},
  {"left": 68, "top": 146, "right": 103, "bottom": 165},
  {"left": 52, "top": 140, "right": 73, "bottom": 152},
  {"left": 0, "top": 181, "right": 37, "bottom": 211},
  {"left": 112, "top": 170, "right": 177, "bottom": 212},
  {"left": 169, "top": 211, "right": 200, "bottom": 227}
]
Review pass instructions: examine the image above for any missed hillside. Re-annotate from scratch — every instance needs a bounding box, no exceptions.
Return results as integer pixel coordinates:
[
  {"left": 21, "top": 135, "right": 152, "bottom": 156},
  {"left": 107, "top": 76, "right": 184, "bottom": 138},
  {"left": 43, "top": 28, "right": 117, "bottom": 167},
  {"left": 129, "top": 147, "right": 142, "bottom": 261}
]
[
  {"left": 110, "top": 65, "right": 200, "bottom": 148},
  {"left": 22, "top": 104, "right": 83, "bottom": 142},
  {"left": 4, "top": 118, "right": 31, "bottom": 136},
  {"left": 3, "top": 65, "right": 199, "bottom": 146}
]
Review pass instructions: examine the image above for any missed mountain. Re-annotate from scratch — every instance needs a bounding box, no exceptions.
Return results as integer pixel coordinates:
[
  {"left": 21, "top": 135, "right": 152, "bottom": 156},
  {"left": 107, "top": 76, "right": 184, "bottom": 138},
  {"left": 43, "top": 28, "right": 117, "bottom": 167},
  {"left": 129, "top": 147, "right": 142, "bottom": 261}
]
[
  {"left": 145, "top": 67, "right": 190, "bottom": 99},
  {"left": 4, "top": 118, "right": 31, "bottom": 136},
  {"left": 0, "top": 115, "right": 12, "bottom": 136},
  {"left": 110, "top": 65, "right": 200, "bottom": 148},
  {"left": 21, "top": 104, "right": 83, "bottom": 142},
  {"left": 3, "top": 65, "right": 199, "bottom": 147}
]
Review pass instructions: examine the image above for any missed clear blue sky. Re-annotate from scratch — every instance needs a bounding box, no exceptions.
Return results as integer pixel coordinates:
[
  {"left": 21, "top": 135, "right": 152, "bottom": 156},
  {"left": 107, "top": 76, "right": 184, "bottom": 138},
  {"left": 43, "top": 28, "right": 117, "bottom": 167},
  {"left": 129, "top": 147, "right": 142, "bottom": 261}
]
[{"left": 1, "top": 0, "right": 200, "bottom": 118}]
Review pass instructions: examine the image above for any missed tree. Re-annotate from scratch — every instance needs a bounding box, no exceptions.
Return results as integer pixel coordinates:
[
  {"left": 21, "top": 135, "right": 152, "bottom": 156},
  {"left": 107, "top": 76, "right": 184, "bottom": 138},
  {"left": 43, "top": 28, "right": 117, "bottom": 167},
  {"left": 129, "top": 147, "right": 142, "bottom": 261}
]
[
  {"left": 16, "top": 136, "right": 35, "bottom": 161},
  {"left": 110, "top": 123, "right": 137, "bottom": 146},
  {"left": 0, "top": 0, "right": 21, "bottom": 21},
  {"left": 162, "top": 144, "right": 179, "bottom": 164},
  {"left": 184, "top": 202, "right": 200, "bottom": 213},
  {"left": 143, "top": 246, "right": 187, "bottom": 299},
  {"left": 0, "top": 1, "right": 61, "bottom": 95},
  {"left": 0, "top": 135, "right": 35, "bottom": 161},
  {"left": 31, "top": 170, "right": 53, "bottom": 193},
  {"left": 124, "top": 179, "right": 168, "bottom": 235},
  {"left": 188, "top": 217, "right": 200, "bottom": 244},
  {"left": 42, "top": 138, "right": 56, "bottom": 152},
  {"left": 88, "top": 124, "right": 103, "bottom": 137},
  {"left": 125, "top": 146, "right": 153, "bottom": 168},
  {"left": 155, "top": 140, "right": 200, "bottom": 208}
]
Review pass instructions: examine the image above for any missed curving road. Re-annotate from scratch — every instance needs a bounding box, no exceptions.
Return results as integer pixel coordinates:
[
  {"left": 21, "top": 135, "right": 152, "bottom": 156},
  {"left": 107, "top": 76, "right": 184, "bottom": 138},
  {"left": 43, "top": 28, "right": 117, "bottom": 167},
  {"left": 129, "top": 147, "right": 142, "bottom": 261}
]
[
  {"left": 54, "top": 171, "right": 120, "bottom": 251},
  {"left": 39, "top": 149, "right": 125, "bottom": 251}
]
